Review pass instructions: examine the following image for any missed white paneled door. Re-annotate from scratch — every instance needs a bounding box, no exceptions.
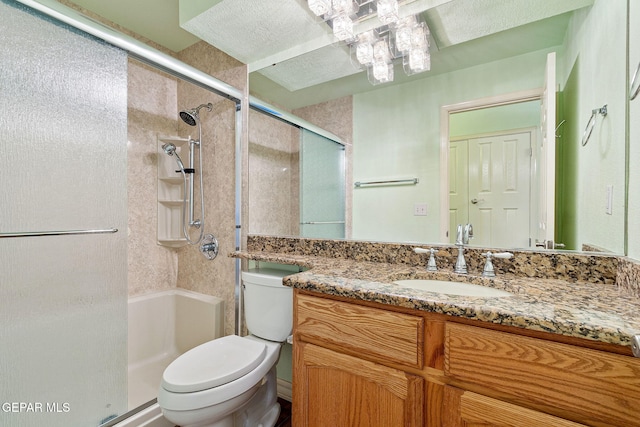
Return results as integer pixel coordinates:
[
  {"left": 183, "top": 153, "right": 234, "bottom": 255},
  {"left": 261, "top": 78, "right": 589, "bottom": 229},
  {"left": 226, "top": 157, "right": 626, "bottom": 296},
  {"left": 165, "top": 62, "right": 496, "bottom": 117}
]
[{"left": 450, "top": 131, "right": 532, "bottom": 248}]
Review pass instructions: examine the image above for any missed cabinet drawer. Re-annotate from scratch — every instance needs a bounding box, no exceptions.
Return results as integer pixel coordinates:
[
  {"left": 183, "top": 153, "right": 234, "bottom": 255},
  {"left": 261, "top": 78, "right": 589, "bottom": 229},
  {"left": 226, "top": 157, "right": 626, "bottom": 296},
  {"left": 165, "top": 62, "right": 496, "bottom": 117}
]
[
  {"left": 443, "top": 386, "right": 586, "bottom": 427},
  {"left": 445, "top": 323, "right": 640, "bottom": 427},
  {"left": 296, "top": 293, "right": 424, "bottom": 369}
]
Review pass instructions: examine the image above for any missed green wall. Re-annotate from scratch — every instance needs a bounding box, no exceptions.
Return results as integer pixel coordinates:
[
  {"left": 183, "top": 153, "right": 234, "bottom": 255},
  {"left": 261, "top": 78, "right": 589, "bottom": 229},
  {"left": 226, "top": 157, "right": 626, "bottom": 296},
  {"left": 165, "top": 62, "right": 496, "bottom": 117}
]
[
  {"left": 353, "top": 48, "right": 554, "bottom": 243},
  {"left": 556, "top": 62, "right": 580, "bottom": 250},
  {"left": 353, "top": 0, "right": 627, "bottom": 253},
  {"left": 557, "top": 0, "right": 627, "bottom": 253}
]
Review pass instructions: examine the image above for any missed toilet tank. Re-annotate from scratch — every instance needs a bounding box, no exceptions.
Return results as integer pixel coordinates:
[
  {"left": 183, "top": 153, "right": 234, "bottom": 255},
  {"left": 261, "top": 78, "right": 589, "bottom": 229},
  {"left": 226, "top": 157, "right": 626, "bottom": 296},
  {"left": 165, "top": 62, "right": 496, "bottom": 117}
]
[{"left": 242, "top": 268, "right": 293, "bottom": 342}]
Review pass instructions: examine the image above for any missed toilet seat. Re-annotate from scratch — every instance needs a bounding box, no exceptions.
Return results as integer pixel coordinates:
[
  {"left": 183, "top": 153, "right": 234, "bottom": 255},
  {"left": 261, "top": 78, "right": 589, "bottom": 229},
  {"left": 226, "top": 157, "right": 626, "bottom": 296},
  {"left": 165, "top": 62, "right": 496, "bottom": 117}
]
[
  {"left": 158, "top": 336, "right": 282, "bottom": 412},
  {"left": 162, "top": 335, "right": 267, "bottom": 393}
]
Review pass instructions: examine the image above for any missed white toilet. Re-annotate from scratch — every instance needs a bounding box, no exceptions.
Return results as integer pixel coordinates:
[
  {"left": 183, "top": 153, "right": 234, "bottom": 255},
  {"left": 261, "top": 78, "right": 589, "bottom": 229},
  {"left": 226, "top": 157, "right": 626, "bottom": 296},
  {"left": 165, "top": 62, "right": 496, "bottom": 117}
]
[{"left": 157, "top": 268, "right": 293, "bottom": 427}]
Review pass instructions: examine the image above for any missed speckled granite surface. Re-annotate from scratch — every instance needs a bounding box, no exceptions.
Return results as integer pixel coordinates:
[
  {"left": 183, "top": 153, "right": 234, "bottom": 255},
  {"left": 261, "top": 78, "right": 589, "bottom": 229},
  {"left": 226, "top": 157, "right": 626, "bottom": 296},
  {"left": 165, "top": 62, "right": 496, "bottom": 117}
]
[{"left": 234, "top": 236, "right": 640, "bottom": 348}]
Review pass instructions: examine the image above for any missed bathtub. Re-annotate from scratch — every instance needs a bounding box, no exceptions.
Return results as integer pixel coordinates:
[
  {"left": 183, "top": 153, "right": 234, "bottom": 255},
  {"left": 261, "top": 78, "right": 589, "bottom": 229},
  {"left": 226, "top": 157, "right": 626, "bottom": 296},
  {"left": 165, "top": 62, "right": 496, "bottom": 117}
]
[{"left": 119, "top": 289, "right": 224, "bottom": 427}]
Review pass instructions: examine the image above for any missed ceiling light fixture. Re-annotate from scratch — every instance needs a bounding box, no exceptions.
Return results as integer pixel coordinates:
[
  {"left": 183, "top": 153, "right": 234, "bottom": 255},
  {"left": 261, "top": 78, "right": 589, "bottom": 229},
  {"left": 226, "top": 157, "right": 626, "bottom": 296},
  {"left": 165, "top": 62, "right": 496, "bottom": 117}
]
[{"left": 307, "top": 0, "right": 431, "bottom": 85}]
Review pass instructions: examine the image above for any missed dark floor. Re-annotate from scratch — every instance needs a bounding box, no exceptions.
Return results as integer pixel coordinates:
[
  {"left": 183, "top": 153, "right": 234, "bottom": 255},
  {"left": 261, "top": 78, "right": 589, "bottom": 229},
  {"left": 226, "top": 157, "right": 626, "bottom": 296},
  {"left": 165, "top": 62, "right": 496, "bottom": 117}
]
[{"left": 275, "top": 397, "right": 292, "bottom": 427}]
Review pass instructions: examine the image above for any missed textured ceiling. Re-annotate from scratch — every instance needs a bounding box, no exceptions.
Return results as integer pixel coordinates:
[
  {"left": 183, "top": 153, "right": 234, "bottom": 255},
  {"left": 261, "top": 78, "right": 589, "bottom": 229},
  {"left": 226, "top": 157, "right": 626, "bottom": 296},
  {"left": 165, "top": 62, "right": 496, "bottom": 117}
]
[
  {"left": 181, "top": 0, "right": 329, "bottom": 65},
  {"left": 62, "top": 0, "right": 595, "bottom": 107},
  {"left": 64, "top": 0, "right": 199, "bottom": 52},
  {"left": 425, "top": 0, "right": 595, "bottom": 47}
]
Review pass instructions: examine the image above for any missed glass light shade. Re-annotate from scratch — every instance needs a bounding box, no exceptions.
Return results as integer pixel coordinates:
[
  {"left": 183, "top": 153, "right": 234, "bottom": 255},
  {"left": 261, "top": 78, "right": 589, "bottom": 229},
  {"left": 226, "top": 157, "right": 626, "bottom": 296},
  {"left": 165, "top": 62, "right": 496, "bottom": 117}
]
[
  {"left": 405, "top": 48, "right": 431, "bottom": 74},
  {"left": 411, "top": 23, "right": 428, "bottom": 50},
  {"left": 333, "top": 14, "right": 354, "bottom": 40},
  {"left": 333, "top": 0, "right": 357, "bottom": 15},
  {"left": 373, "top": 38, "right": 391, "bottom": 62},
  {"left": 356, "top": 42, "right": 374, "bottom": 65},
  {"left": 377, "top": 0, "right": 399, "bottom": 25},
  {"left": 369, "top": 60, "right": 394, "bottom": 84},
  {"left": 308, "top": 0, "right": 331, "bottom": 16},
  {"left": 395, "top": 25, "right": 412, "bottom": 53},
  {"left": 395, "top": 15, "right": 418, "bottom": 28}
]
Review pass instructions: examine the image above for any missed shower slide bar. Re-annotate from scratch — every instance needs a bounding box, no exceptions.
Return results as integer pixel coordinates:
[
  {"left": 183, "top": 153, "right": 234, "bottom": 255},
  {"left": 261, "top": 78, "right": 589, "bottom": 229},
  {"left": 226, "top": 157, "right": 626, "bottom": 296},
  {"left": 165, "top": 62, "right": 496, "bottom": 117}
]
[
  {"left": 354, "top": 178, "right": 419, "bottom": 187},
  {"left": 0, "top": 228, "right": 118, "bottom": 239}
]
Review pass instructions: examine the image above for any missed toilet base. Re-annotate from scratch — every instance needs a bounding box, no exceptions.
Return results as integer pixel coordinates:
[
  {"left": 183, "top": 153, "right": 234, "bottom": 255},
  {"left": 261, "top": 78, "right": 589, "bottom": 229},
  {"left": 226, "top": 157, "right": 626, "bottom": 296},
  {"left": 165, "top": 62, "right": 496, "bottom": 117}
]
[
  {"left": 160, "top": 383, "right": 259, "bottom": 427},
  {"left": 161, "top": 366, "right": 281, "bottom": 427},
  {"left": 234, "top": 366, "right": 280, "bottom": 427}
]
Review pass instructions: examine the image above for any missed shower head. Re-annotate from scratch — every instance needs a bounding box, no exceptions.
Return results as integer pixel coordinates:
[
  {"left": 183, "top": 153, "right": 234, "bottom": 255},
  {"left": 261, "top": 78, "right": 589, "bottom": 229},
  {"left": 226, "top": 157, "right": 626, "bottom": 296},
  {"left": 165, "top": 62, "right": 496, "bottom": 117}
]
[
  {"left": 179, "top": 103, "right": 213, "bottom": 126},
  {"left": 162, "top": 143, "right": 186, "bottom": 172},
  {"left": 162, "top": 142, "right": 177, "bottom": 156}
]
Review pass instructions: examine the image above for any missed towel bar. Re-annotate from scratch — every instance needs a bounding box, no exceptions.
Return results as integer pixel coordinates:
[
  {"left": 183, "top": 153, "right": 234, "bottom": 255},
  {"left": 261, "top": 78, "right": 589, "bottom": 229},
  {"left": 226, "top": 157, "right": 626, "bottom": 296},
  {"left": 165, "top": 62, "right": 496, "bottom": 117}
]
[
  {"left": 0, "top": 228, "right": 118, "bottom": 239},
  {"left": 354, "top": 178, "right": 418, "bottom": 187}
]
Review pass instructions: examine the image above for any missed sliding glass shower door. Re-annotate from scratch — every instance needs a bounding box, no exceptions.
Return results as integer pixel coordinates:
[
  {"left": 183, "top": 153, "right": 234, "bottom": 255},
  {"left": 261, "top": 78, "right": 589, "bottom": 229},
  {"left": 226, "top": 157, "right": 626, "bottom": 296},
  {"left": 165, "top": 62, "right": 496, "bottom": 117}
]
[
  {"left": 300, "top": 130, "right": 346, "bottom": 239},
  {"left": 0, "top": 1, "right": 128, "bottom": 426}
]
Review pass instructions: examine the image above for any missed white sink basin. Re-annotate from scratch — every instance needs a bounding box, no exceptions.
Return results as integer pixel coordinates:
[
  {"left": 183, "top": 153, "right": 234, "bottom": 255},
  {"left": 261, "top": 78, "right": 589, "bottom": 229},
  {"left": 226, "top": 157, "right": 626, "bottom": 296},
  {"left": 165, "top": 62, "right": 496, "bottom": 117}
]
[{"left": 392, "top": 279, "right": 512, "bottom": 297}]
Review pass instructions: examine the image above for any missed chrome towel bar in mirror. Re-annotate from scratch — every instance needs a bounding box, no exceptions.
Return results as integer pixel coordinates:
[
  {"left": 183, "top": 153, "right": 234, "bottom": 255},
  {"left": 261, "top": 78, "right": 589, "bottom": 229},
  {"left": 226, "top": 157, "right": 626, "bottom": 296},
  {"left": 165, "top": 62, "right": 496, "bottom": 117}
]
[
  {"left": 354, "top": 178, "right": 419, "bottom": 187},
  {"left": 582, "top": 104, "right": 608, "bottom": 146}
]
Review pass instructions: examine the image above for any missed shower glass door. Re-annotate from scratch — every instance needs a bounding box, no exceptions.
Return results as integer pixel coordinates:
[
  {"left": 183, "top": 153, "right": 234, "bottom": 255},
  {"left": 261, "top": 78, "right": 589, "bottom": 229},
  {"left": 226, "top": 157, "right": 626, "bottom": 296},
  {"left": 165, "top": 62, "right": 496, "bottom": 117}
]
[
  {"left": 0, "top": 1, "right": 128, "bottom": 426},
  {"left": 300, "top": 130, "right": 346, "bottom": 239}
]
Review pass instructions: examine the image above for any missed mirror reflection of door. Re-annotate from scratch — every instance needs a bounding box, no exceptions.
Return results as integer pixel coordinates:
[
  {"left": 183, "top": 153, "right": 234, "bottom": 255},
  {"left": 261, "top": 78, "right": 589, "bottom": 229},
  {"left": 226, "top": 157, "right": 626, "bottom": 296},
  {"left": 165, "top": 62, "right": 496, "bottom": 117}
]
[
  {"left": 450, "top": 130, "right": 534, "bottom": 248},
  {"left": 444, "top": 53, "right": 557, "bottom": 249}
]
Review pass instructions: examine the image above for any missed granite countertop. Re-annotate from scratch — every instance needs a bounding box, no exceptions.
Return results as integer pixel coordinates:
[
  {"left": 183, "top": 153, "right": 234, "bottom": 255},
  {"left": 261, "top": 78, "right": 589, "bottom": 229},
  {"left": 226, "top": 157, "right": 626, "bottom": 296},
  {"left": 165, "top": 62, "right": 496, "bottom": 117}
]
[{"left": 233, "top": 250, "right": 640, "bottom": 349}]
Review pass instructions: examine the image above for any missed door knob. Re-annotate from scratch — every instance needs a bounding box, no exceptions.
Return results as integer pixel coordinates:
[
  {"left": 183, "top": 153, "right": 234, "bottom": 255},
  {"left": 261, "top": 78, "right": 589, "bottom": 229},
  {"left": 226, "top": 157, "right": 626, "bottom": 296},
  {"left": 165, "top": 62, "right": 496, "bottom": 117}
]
[{"left": 471, "top": 198, "right": 484, "bottom": 204}]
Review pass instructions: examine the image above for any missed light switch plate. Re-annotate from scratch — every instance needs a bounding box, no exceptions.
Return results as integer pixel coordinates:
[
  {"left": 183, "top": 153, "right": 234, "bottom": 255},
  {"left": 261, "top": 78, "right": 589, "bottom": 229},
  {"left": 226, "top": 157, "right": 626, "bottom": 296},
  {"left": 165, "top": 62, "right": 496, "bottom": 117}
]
[{"left": 414, "top": 203, "right": 427, "bottom": 216}]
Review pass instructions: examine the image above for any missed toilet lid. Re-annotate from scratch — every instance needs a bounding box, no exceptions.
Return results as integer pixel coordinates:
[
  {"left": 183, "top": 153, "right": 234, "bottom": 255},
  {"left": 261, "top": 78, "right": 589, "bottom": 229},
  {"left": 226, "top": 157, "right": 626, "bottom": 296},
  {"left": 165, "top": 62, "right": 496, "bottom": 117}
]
[{"left": 161, "top": 335, "right": 267, "bottom": 393}]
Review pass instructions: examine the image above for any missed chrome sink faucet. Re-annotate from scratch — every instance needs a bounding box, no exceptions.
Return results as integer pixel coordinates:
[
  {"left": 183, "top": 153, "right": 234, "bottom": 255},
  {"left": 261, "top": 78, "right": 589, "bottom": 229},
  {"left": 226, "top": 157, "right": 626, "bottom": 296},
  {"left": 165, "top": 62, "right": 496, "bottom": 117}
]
[{"left": 454, "top": 223, "right": 473, "bottom": 274}]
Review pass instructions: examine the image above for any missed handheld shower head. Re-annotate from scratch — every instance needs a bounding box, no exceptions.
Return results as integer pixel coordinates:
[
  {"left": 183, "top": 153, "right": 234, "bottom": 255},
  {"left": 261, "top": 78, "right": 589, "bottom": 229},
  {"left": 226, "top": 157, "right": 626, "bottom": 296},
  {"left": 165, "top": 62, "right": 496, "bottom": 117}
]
[
  {"left": 179, "top": 103, "right": 213, "bottom": 126},
  {"left": 162, "top": 143, "right": 186, "bottom": 172},
  {"left": 162, "top": 142, "right": 177, "bottom": 156}
]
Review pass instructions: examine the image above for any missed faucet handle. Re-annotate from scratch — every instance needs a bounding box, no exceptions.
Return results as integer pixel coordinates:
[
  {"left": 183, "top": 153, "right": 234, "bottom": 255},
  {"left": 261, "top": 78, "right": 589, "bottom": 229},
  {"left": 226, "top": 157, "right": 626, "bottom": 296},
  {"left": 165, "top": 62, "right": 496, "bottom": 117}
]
[
  {"left": 414, "top": 247, "right": 438, "bottom": 271},
  {"left": 481, "top": 251, "right": 513, "bottom": 277},
  {"left": 492, "top": 252, "right": 514, "bottom": 259},
  {"left": 427, "top": 248, "right": 438, "bottom": 271}
]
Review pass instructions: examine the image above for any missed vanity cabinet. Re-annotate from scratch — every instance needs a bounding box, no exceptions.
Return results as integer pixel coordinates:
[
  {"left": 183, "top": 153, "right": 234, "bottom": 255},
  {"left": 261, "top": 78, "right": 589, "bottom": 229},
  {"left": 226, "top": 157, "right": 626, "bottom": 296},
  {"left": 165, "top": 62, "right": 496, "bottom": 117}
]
[
  {"left": 293, "top": 292, "right": 425, "bottom": 426},
  {"left": 292, "top": 291, "right": 640, "bottom": 427},
  {"left": 444, "top": 323, "right": 640, "bottom": 427}
]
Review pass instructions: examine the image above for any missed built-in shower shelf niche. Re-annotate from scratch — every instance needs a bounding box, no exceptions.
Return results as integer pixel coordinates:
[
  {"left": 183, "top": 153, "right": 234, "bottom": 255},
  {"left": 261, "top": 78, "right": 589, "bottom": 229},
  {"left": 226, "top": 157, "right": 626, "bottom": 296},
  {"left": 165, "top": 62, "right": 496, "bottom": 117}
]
[{"left": 158, "top": 136, "right": 189, "bottom": 247}]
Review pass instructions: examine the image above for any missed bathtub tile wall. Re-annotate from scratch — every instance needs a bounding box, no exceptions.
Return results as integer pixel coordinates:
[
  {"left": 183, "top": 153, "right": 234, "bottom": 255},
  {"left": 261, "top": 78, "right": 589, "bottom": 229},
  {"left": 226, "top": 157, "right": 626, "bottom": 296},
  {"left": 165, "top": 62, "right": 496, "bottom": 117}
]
[
  {"left": 175, "top": 42, "right": 247, "bottom": 336},
  {"left": 247, "top": 110, "right": 300, "bottom": 236},
  {"left": 128, "top": 60, "right": 182, "bottom": 296}
]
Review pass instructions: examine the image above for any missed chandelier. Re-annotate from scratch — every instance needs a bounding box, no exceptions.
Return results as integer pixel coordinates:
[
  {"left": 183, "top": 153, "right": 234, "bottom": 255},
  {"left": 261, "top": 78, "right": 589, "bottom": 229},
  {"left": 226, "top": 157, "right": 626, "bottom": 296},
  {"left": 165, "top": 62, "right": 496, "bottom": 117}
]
[{"left": 307, "top": 0, "right": 431, "bottom": 85}]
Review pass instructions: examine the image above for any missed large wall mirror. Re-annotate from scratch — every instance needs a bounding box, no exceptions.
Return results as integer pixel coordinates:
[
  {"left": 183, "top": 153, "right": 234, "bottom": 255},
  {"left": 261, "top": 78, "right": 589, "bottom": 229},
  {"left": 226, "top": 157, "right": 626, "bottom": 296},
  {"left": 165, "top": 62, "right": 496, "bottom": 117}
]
[{"left": 245, "top": 0, "right": 628, "bottom": 255}]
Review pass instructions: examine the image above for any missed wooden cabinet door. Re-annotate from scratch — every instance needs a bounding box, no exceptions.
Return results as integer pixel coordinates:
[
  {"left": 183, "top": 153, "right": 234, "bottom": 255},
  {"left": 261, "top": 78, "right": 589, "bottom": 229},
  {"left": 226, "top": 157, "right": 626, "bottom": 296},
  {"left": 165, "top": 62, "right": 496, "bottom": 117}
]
[
  {"left": 293, "top": 342, "right": 424, "bottom": 427},
  {"left": 442, "top": 386, "right": 586, "bottom": 427}
]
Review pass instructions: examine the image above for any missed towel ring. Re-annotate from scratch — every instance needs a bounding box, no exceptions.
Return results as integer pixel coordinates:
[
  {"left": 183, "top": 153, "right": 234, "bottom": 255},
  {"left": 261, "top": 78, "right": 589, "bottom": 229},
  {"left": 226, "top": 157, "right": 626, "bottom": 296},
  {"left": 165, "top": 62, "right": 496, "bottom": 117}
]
[
  {"left": 581, "top": 105, "right": 607, "bottom": 147},
  {"left": 631, "top": 61, "right": 640, "bottom": 101}
]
